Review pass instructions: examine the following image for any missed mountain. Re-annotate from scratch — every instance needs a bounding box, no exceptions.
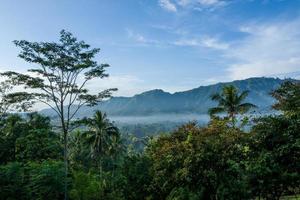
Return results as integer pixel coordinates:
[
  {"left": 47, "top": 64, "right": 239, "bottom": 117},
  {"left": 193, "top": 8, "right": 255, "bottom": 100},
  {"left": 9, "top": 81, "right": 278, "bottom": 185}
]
[{"left": 41, "top": 77, "right": 287, "bottom": 118}]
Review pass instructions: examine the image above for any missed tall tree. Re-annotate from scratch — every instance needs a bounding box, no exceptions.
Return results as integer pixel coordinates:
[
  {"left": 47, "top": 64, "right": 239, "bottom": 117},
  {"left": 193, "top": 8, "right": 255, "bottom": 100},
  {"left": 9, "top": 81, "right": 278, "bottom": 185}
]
[
  {"left": 81, "top": 111, "right": 119, "bottom": 174},
  {"left": 208, "top": 85, "right": 256, "bottom": 126},
  {"left": 1, "top": 30, "right": 116, "bottom": 199}
]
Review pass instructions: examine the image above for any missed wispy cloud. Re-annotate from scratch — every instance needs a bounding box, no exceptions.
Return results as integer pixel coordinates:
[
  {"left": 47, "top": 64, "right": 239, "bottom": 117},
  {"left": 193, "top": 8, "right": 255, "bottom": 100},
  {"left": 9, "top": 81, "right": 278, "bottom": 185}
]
[
  {"left": 87, "top": 74, "right": 147, "bottom": 97},
  {"left": 127, "top": 17, "right": 300, "bottom": 84},
  {"left": 198, "top": 0, "right": 226, "bottom": 6},
  {"left": 127, "top": 28, "right": 229, "bottom": 50},
  {"left": 201, "top": 37, "right": 229, "bottom": 50},
  {"left": 158, "top": 0, "right": 228, "bottom": 12},
  {"left": 126, "top": 29, "right": 161, "bottom": 46},
  {"left": 159, "top": 0, "right": 177, "bottom": 12},
  {"left": 173, "top": 39, "right": 201, "bottom": 46},
  {"left": 174, "top": 36, "right": 229, "bottom": 50},
  {"left": 225, "top": 19, "right": 300, "bottom": 80}
]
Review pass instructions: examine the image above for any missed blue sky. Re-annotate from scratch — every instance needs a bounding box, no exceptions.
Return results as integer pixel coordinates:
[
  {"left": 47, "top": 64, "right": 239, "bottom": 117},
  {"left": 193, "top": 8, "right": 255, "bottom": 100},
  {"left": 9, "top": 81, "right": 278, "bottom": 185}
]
[{"left": 0, "top": 0, "right": 300, "bottom": 96}]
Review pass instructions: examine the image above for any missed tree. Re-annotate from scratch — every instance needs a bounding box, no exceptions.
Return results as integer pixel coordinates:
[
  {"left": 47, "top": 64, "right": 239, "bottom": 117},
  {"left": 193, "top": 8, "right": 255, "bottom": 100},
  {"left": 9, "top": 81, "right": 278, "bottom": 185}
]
[
  {"left": 246, "top": 81, "right": 300, "bottom": 199},
  {"left": 0, "top": 162, "right": 25, "bottom": 200},
  {"left": 208, "top": 85, "right": 256, "bottom": 126},
  {"left": 0, "top": 113, "right": 60, "bottom": 164},
  {"left": 26, "top": 161, "right": 65, "bottom": 200},
  {"left": 271, "top": 81, "right": 300, "bottom": 116},
  {"left": 15, "top": 129, "right": 61, "bottom": 162},
  {"left": 80, "top": 111, "right": 120, "bottom": 173},
  {"left": 120, "top": 153, "right": 152, "bottom": 200},
  {"left": 70, "top": 171, "right": 101, "bottom": 200},
  {"left": 0, "top": 114, "right": 26, "bottom": 164},
  {"left": 248, "top": 115, "right": 300, "bottom": 199},
  {"left": 0, "top": 161, "right": 65, "bottom": 200},
  {"left": 0, "top": 30, "right": 116, "bottom": 199},
  {"left": 69, "top": 130, "right": 93, "bottom": 170},
  {"left": 146, "top": 121, "right": 251, "bottom": 200}
]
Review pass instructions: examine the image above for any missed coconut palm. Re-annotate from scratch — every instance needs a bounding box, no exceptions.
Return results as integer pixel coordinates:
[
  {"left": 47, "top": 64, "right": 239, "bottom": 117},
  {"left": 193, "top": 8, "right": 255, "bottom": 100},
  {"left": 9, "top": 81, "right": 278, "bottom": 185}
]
[
  {"left": 208, "top": 85, "right": 256, "bottom": 126},
  {"left": 82, "top": 111, "right": 120, "bottom": 174}
]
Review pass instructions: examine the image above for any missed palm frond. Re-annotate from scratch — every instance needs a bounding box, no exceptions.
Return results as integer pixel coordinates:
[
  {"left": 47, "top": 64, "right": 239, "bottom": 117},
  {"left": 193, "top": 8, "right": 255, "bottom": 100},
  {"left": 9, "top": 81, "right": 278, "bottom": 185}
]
[
  {"left": 208, "top": 106, "right": 225, "bottom": 116},
  {"left": 238, "top": 102, "right": 257, "bottom": 113},
  {"left": 211, "top": 93, "right": 222, "bottom": 101},
  {"left": 237, "top": 90, "right": 250, "bottom": 103}
]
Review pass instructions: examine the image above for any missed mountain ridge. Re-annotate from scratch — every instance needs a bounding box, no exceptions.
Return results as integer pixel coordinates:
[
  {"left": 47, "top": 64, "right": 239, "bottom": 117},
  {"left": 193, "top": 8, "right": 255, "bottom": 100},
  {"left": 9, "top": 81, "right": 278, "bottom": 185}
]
[{"left": 41, "top": 77, "right": 288, "bottom": 117}]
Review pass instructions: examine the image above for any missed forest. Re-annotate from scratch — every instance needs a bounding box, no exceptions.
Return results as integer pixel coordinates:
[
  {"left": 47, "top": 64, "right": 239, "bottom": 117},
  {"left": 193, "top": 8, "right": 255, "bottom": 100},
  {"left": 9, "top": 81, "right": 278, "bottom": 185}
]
[{"left": 0, "top": 31, "right": 299, "bottom": 200}]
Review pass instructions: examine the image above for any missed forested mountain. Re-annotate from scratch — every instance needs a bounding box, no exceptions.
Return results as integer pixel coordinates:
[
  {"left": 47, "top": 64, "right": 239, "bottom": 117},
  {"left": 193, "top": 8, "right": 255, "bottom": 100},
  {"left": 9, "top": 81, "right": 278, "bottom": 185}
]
[{"left": 41, "top": 77, "right": 285, "bottom": 118}]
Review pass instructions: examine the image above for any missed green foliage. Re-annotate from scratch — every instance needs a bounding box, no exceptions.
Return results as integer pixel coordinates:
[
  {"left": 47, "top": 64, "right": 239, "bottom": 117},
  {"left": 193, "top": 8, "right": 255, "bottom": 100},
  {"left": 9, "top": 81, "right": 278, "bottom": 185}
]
[
  {"left": 0, "top": 113, "right": 60, "bottom": 164},
  {"left": 0, "top": 81, "right": 14, "bottom": 117},
  {"left": 0, "top": 162, "right": 26, "bottom": 200},
  {"left": 0, "top": 161, "right": 65, "bottom": 200},
  {"left": 1, "top": 30, "right": 116, "bottom": 115},
  {"left": 81, "top": 111, "right": 120, "bottom": 161},
  {"left": 15, "top": 129, "right": 61, "bottom": 162},
  {"left": 166, "top": 187, "right": 200, "bottom": 200},
  {"left": 208, "top": 85, "right": 256, "bottom": 126},
  {"left": 71, "top": 111, "right": 122, "bottom": 170},
  {"left": 70, "top": 171, "right": 101, "bottom": 200},
  {"left": 0, "top": 30, "right": 117, "bottom": 199},
  {"left": 26, "top": 161, "right": 65, "bottom": 200},
  {"left": 120, "top": 154, "right": 152, "bottom": 199},
  {"left": 0, "top": 80, "right": 300, "bottom": 199},
  {"left": 70, "top": 170, "right": 126, "bottom": 200},
  {"left": 0, "top": 114, "right": 26, "bottom": 164},
  {"left": 147, "top": 120, "right": 251, "bottom": 200},
  {"left": 69, "top": 131, "right": 93, "bottom": 170},
  {"left": 272, "top": 81, "right": 300, "bottom": 116},
  {"left": 247, "top": 115, "right": 300, "bottom": 199}
]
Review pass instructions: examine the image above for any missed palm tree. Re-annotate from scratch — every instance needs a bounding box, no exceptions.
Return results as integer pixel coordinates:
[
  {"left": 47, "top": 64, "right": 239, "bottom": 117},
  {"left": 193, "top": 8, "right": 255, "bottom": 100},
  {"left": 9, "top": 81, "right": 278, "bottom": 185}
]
[
  {"left": 82, "top": 111, "right": 119, "bottom": 175},
  {"left": 208, "top": 85, "right": 256, "bottom": 126}
]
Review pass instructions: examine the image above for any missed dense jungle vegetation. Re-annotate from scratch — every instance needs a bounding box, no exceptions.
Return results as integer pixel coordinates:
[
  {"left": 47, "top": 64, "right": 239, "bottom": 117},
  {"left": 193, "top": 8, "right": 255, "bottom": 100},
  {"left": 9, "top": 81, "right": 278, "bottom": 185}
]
[{"left": 0, "top": 31, "right": 299, "bottom": 200}]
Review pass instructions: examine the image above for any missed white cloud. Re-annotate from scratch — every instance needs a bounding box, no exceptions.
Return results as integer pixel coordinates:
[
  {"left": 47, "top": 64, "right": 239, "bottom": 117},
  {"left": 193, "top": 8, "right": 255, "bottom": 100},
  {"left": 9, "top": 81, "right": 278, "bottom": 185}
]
[
  {"left": 173, "top": 39, "right": 201, "bottom": 46},
  {"left": 126, "top": 29, "right": 144, "bottom": 42},
  {"left": 177, "top": 0, "right": 190, "bottom": 6},
  {"left": 159, "top": 0, "right": 227, "bottom": 12},
  {"left": 159, "top": 0, "right": 177, "bottom": 12},
  {"left": 180, "top": 0, "right": 226, "bottom": 6},
  {"left": 201, "top": 37, "right": 229, "bottom": 50},
  {"left": 127, "top": 27, "right": 229, "bottom": 50},
  {"left": 226, "top": 19, "right": 300, "bottom": 80},
  {"left": 198, "top": 0, "right": 225, "bottom": 6},
  {"left": 87, "top": 75, "right": 147, "bottom": 97},
  {"left": 173, "top": 36, "right": 229, "bottom": 50},
  {"left": 126, "top": 29, "right": 161, "bottom": 46}
]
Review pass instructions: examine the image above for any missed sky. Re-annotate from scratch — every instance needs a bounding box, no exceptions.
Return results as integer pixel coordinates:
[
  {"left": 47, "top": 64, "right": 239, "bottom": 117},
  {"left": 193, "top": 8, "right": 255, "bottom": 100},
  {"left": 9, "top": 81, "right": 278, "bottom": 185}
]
[{"left": 0, "top": 0, "right": 300, "bottom": 97}]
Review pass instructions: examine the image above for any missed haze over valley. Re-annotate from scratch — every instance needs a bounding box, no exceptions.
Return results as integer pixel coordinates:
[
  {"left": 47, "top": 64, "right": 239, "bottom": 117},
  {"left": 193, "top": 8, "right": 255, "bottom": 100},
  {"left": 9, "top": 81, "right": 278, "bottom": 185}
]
[{"left": 42, "top": 77, "right": 284, "bottom": 124}]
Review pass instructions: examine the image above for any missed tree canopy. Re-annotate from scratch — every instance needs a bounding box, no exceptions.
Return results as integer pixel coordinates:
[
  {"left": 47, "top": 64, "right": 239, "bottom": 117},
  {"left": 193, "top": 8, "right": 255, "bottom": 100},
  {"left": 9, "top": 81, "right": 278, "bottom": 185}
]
[{"left": 208, "top": 85, "right": 256, "bottom": 126}]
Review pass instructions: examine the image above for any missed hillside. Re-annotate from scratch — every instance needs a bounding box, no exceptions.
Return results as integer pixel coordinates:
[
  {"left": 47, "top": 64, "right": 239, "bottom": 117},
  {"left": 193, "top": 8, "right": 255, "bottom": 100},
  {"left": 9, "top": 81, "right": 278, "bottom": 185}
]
[{"left": 41, "top": 77, "right": 286, "bottom": 118}]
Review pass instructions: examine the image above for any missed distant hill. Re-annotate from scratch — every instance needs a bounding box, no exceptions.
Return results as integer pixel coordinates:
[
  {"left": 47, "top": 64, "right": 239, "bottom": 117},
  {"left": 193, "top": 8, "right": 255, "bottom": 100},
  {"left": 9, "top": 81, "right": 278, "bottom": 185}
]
[{"left": 41, "top": 77, "right": 287, "bottom": 118}]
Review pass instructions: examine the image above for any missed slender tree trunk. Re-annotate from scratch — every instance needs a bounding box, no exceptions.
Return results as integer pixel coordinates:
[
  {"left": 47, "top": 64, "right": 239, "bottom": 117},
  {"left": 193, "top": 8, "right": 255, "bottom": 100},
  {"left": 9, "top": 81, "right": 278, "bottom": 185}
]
[
  {"left": 230, "top": 113, "right": 236, "bottom": 128},
  {"left": 60, "top": 96, "right": 69, "bottom": 200},
  {"left": 99, "top": 158, "right": 102, "bottom": 179},
  {"left": 61, "top": 111, "right": 68, "bottom": 200},
  {"left": 63, "top": 128, "right": 68, "bottom": 200}
]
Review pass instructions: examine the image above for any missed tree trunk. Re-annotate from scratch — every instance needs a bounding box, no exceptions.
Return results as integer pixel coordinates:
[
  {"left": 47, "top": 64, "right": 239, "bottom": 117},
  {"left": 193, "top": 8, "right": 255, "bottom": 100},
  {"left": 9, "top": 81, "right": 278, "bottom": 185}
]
[
  {"left": 63, "top": 129, "right": 68, "bottom": 200},
  {"left": 60, "top": 98, "right": 68, "bottom": 200},
  {"left": 230, "top": 112, "right": 236, "bottom": 128}
]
